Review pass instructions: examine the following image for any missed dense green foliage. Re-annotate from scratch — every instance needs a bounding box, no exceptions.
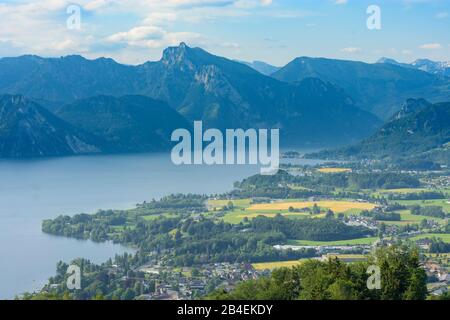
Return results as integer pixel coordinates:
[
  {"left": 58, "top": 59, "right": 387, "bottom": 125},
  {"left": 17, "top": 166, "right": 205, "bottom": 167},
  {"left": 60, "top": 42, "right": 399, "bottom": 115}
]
[
  {"left": 0, "top": 95, "right": 102, "bottom": 158},
  {"left": 235, "top": 170, "right": 420, "bottom": 193},
  {"left": 206, "top": 245, "right": 427, "bottom": 300},
  {"left": 56, "top": 95, "right": 189, "bottom": 153},
  {"left": 21, "top": 255, "right": 150, "bottom": 300},
  {"left": 429, "top": 238, "right": 450, "bottom": 253},
  {"left": 411, "top": 206, "right": 448, "bottom": 219},
  {"left": 361, "top": 210, "right": 401, "bottom": 221},
  {"left": 310, "top": 100, "right": 450, "bottom": 166},
  {"left": 251, "top": 215, "right": 373, "bottom": 241}
]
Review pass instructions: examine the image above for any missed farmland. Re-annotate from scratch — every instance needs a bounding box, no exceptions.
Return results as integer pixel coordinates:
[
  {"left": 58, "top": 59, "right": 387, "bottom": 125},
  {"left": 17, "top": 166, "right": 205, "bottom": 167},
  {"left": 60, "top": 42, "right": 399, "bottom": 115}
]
[
  {"left": 252, "top": 260, "right": 308, "bottom": 270},
  {"left": 393, "top": 199, "right": 450, "bottom": 213},
  {"left": 248, "top": 201, "right": 377, "bottom": 213},
  {"left": 209, "top": 199, "right": 379, "bottom": 224},
  {"left": 252, "top": 254, "right": 367, "bottom": 270},
  {"left": 409, "top": 233, "right": 450, "bottom": 243}
]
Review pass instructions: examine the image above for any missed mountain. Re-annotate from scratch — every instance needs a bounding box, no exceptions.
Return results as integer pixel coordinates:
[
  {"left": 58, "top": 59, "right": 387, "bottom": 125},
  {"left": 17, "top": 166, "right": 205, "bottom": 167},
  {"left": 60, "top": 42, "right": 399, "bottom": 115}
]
[
  {"left": 377, "top": 58, "right": 450, "bottom": 78},
  {"left": 55, "top": 95, "right": 190, "bottom": 153},
  {"left": 0, "top": 95, "right": 102, "bottom": 158},
  {"left": 411, "top": 59, "right": 450, "bottom": 77},
  {"left": 0, "top": 55, "right": 138, "bottom": 103},
  {"left": 139, "top": 43, "right": 381, "bottom": 144},
  {"left": 376, "top": 57, "right": 412, "bottom": 69},
  {"left": 272, "top": 57, "right": 450, "bottom": 119},
  {"left": 0, "top": 43, "right": 382, "bottom": 146},
  {"left": 308, "top": 99, "right": 450, "bottom": 166},
  {"left": 239, "top": 60, "right": 281, "bottom": 75}
]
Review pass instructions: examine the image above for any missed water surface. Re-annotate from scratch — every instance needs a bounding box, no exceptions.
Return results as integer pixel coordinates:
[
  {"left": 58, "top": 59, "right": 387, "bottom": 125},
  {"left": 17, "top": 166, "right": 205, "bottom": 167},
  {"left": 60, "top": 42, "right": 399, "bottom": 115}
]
[{"left": 0, "top": 152, "right": 325, "bottom": 299}]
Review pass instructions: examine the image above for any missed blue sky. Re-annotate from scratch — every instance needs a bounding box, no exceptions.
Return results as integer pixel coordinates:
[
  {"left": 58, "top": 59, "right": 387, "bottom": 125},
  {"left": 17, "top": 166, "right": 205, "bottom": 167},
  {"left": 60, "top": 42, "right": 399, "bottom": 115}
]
[{"left": 0, "top": 0, "right": 449, "bottom": 65}]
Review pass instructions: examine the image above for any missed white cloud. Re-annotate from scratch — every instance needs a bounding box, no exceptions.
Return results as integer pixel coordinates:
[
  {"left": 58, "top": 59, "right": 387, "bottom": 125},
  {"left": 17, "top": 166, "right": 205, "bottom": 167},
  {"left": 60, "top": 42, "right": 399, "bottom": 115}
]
[
  {"left": 106, "top": 25, "right": 203, "bottom": 49},
  {"left": 333, "top": 0, "right": 348, "bottom": 5},
  {"left": 340, "top": 47, "right": 362, "bottom": 53},
  {"left": 0, "top": 0, "right": 273, "bottom": 63},
  {"left": 420, "top": 43, "right": 442, "bottom": 50}
]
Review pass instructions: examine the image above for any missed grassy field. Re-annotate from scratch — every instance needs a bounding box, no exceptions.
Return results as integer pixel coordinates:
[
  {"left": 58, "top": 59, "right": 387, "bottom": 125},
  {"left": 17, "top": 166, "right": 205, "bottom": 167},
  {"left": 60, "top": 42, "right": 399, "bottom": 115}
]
[
  {"left": 409, "top": 233, "right": 450, "bottom": 243},
  {"left": 208, "top": 199, "right": 252, "bottom": 210},
  {"left": 377, "top": 188, "right": 429, "bottom": 194},
  {"left": 324, "top": 254, "right": 367, "bottom": 262},
  {"left": 287, "top": 237, "right": 379, "bottom": 246},
  {"left": 248, "top": 201, "right": 377, "bottom": 213},
  {"left": 379, "top": 210, "right": 446, "bottom": 226},
  {"left": 222, "top": 211, "right": 329, "bottom": 223},
  {"left": 393, "top": 199, "right": 450, "bottom": 213},
  {"left": 317, "top": 168, "right": 352, "bottom": 173},
  {"left": 252, "top": 254, "right": 367, "bottom": 270}
]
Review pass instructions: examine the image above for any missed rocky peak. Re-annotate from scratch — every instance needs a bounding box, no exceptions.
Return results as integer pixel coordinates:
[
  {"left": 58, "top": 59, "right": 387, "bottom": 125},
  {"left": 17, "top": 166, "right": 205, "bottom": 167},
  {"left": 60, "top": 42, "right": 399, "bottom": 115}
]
[
  {"left": 161, "top": 42, "right": 194, "bottom": 69},
  {"left": 393, "top": 98, "right": 432, "bottom": 120}
]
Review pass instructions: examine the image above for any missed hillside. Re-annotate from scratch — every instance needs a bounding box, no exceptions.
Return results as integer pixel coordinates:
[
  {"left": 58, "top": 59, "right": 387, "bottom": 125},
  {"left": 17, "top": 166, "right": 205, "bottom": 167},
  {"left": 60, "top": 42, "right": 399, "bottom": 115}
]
[
  {"left": 55, "top": 95, "right": 190, "bottom": 153},
  {"left": 239, "top": 60, "right": 280, "bottom": 75},
  {"left": 309, "top": 99, "right": 450, "bottom": 166},
  {"left": 0, "top": 95, "right": 102, "bottom": 158},
  {"left": 272, "top": 57, "right": 450, "bottom": 119}
]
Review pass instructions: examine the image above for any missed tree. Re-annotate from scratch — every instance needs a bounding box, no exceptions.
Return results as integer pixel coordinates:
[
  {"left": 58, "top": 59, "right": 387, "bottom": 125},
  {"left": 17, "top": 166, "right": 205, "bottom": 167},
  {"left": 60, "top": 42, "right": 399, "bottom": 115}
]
[
  {"left": 325, "top": 210, "right": 335, "bottom": 219},
  {"left": 312, "top": 203, "right": 321, "bottom": 215}
]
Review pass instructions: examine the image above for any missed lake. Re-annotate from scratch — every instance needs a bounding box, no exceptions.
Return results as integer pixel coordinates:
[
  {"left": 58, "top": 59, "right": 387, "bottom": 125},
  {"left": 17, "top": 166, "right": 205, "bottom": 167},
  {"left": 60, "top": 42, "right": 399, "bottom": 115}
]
[{"left": 0, "top": 152, "right": 325, "bottom": 299}]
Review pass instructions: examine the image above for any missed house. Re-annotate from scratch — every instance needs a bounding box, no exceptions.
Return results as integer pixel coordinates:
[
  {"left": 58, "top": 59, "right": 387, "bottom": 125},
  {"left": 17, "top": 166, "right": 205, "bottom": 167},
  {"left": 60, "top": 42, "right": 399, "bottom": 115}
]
[{"left": 430, "top": 286, "right": 449, "bottom": 296}]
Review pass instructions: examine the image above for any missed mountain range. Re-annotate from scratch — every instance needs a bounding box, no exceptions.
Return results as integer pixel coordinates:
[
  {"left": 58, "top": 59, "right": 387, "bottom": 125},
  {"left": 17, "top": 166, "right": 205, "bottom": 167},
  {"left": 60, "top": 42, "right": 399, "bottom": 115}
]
[
  {"left": 0, "top": 94, "right": 191, "bottom": 157},
  {"left": 0, "top": 43, "right": 384, "bottom": 158},
  {"left": 238, "top": 60, "right": 281, "bottom": 76},
  {"left": 0, "top": 43, "right": 449, "bottom": 158},
  {"left": 377, "top": 57, "right": 450, "bottom": 78},
  {"left": 272, "top": 57, "right": 450, "bottom": 120}
]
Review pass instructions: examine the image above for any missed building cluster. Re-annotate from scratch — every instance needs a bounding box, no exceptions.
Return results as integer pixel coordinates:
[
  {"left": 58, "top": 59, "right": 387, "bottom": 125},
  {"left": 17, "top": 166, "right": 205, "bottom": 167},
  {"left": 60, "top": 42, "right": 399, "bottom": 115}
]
[
  {"left": 424, "top": 258, "right": 450, "bottom": 296},
  {"left": 135, "top": 262, "right": 268, "bottom": 300}
]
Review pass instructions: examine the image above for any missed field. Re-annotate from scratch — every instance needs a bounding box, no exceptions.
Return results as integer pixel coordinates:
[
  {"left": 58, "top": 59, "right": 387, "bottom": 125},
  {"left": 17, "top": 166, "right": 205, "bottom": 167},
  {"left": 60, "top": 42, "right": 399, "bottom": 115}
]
[
  {"left": 214, "top": 199, "right": 379, "bottom": 223},
  {"left": 393, "top": 199, "right": 450, "bottom": 213},
  {"left": 252, "top": 254, "right": 367, "bottom": 270},
  {"left": 324, "top": 254, "right": 367, "bottom": 262},
  {"left": 317, "top": 168, "right": 352, "bottom": 173},
  {"left": 380, "top": 210, "right": 446, "bottom": 226},
  {"left": 287, "top": 237, "right": 379, "bottom": 246},
  {"left": 409, "top": 233, "right": 450, "bottom": 243},
  {"left": 248, "top": 201, "right": 377, "bottom": 213},
  {"left": 208, "top": 199, "right": 252, "bottom": 210},
  {"left": 252, "top": 260, "right": 308, "bottom": 270}
]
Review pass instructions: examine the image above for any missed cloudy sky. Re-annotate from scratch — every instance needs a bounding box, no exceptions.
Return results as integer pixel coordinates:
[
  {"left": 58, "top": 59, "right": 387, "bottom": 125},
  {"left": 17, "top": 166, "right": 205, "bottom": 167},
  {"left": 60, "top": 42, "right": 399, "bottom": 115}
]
[{"left": 0, "top": 0, "right": 449, "bottom": 66}]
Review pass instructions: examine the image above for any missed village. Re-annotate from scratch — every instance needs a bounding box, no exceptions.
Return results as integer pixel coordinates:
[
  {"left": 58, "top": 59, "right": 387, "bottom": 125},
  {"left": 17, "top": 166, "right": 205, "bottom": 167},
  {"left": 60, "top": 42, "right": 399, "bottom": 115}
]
[{"left": 131, "top": 262, "right": 270, "bottom": 300}]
